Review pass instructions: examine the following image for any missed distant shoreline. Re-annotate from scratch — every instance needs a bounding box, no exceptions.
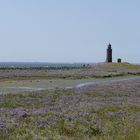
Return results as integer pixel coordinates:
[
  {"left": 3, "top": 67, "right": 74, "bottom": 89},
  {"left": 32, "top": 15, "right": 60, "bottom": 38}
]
[
  {"left": 0, "top": 62, "right": 139, "bottom": 69},
  {"left": 0, "top": 66, "right": 89, "bottom": 70},
  {"left": 0, "top": 62, "right": 93, "bottom": 69}
]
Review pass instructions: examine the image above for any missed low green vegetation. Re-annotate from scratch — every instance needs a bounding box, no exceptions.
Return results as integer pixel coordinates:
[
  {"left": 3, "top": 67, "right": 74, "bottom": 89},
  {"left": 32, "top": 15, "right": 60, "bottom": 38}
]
[
  {"left": 0, "top": 62, "right": 140, "bottom": 81},
  {"left": 106, "top": 62, "right": 140, "bottom": 69},
  {"left": 0, "top": 88, "right": 140, "bottom": 139},
  {"left": 0, "top": 64, "right": 140, "bottom": 139}
]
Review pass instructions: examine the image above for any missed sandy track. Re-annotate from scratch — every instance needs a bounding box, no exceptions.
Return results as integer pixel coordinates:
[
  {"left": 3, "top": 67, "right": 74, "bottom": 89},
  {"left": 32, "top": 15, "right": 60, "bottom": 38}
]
[{"left": 0, "top": 76, "right": 140, "bottom": 94}]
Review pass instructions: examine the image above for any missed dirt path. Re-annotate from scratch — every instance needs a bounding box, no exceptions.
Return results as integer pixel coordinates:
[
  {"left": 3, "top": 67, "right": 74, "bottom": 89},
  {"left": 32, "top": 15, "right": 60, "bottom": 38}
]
[
  {"left": 0, "top": 76, "right": 140, "bottom": 94},
  {"left": 76, "top": 76, "right": 140, "bottom": 88}
]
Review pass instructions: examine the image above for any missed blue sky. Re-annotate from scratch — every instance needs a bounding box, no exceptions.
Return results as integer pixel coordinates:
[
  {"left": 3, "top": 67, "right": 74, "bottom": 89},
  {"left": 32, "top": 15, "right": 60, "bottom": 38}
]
[{"left": 0, "top": 0, "right": 140, "bottom": 63}]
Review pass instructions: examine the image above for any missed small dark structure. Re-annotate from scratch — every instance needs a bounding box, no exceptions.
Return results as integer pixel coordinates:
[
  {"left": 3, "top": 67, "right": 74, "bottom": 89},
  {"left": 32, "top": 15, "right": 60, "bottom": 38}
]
[
  {"left": 106, "top": 43, "right": 112, "bottom": 63},
  {"left": 117, "top": 58, "right": 122, "bottom": 63}
]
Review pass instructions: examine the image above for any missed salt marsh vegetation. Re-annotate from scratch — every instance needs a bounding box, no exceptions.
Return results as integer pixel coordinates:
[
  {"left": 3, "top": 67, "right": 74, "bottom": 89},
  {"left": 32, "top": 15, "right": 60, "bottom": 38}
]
[{"left": 0, "top": 63, "right": 140, "bottom": 139}]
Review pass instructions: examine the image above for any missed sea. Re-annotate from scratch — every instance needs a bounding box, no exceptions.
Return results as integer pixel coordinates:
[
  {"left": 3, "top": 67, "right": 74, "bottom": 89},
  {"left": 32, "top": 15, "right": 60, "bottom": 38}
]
[{"left": 0, "top": 62, "right": 90, "bottom": 68}]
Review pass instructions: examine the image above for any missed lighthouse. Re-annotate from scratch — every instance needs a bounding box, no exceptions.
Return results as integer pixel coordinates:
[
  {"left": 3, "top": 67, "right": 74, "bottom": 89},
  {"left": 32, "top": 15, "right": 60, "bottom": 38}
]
[{"left": 106, "top": 43, "right": 112, "bottom": 63}]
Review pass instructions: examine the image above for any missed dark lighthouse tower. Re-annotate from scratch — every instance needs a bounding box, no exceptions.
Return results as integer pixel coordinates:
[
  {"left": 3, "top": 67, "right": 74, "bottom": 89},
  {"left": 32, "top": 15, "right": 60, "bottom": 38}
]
[{"left": 106, "top": 43, "right": 112, "bottom": 63}]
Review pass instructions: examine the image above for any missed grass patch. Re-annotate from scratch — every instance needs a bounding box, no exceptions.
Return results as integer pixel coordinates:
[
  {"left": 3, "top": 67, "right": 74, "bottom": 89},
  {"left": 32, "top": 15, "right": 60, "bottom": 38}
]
[
  {"left": 107, "top": 62, "right": 140, "bottom": 69},
  {"left": 0, "top": 79, "right": 140, "bottom": 139}
]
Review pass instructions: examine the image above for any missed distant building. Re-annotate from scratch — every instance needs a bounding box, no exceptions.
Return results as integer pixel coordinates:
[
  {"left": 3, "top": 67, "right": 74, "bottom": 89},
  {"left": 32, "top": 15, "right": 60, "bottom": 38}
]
[
  {"left": 117, "top": 58, "right": 122, "bottom": 63},
  {"left": 106, "top": 43, "right": 112, "bottom": 63}
]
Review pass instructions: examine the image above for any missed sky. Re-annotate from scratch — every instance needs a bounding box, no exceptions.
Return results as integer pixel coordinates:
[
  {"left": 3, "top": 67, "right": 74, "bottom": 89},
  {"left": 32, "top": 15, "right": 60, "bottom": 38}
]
[{"left": 0, "top": 0, "right": 140, "bottom": 63}]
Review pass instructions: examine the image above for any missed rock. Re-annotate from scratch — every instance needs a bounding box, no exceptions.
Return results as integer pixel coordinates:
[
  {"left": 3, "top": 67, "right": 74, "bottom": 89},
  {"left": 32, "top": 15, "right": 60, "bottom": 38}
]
[{"left": 10, "top": 108, "right": 29, "bottom": 118}]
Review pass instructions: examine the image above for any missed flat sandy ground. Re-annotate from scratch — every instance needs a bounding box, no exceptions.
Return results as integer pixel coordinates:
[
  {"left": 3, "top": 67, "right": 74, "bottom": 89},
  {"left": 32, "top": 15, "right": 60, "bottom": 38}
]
[{"left": 0, "top": 63, "right": 140, "bottom": 140}]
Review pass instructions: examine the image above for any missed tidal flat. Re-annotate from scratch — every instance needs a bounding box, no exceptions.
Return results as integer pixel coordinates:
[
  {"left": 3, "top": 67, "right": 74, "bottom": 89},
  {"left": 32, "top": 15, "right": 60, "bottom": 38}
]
[{"left": 0, "top": 63, "right": 140, "bottom": 140}]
